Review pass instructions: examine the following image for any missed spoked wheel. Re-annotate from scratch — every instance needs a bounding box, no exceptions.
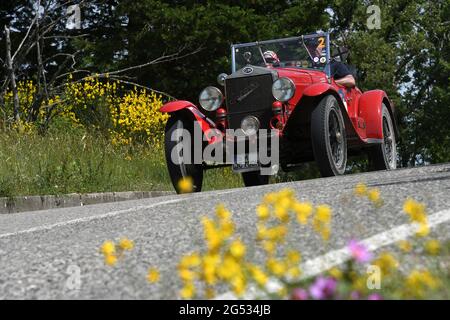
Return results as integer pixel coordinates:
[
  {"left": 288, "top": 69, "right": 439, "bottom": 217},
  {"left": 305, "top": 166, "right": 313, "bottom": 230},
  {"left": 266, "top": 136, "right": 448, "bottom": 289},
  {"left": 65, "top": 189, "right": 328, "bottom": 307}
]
[
  {"left": 241, "top": 171, "right": 269, "bottom": 187},
  {"left": 368, "top": 104, "right": 397, "bottom": 170},
  {"left": 164, "top": 114, "right": 203, "bottom": 193},
  {"left": 311, "top": 95, "right": 347, "bottom": 177}
]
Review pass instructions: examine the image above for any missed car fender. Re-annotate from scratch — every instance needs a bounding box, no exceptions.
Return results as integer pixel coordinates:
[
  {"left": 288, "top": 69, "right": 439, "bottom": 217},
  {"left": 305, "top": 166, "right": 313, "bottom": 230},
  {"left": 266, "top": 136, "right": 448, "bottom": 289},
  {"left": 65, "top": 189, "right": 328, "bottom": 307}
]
[
  {"left": 302, "top": 83, "right": 335, "bottom": 97},
  {"left": 285, "top": 86, "right": 359, "bottom": 143},
  {"left": 160, "top": 100, "right": 219, "bottom": 144},
  {"left": 358, "top": 90, "right": 398, "bottom": 141}
]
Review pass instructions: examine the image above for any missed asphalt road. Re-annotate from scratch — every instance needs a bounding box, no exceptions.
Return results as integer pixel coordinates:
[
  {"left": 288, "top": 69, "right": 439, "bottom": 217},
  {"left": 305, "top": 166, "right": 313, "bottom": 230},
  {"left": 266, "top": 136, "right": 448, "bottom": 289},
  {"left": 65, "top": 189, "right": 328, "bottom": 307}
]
[{"left": 1, "top": 163, "right": 450, "bottom": 299}]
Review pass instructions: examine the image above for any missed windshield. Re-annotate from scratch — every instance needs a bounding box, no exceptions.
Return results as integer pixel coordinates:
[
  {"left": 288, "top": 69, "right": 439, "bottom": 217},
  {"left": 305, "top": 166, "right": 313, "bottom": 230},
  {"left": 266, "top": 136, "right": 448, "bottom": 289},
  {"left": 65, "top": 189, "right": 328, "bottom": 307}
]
[{"left": 231, "top": 34, "right": 330, "bottom": 74}]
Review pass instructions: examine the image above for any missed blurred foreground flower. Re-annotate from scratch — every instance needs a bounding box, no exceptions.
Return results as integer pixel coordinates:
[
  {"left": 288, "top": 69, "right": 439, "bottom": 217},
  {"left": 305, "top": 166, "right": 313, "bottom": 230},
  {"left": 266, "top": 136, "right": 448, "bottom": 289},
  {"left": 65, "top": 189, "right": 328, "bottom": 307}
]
[
  {"left": 348, "top": 239, "right": 373, "bottom": 263},
  {"left": 147, "top": 268, "right": 160, "bottom": 283},
  {"left": 424, "top": 239, "right": 441, "bottom": 255},
  {"left": 403, "top": 198, "right": 429, "bottom": 237},
  {"left": 178, "top": 177, "right": 194, "bottom": 193},
  {"left": 100, "top": 238, "right": 135, "bottom": 267},
  {"left": 309, "top": 276, "right": 337, "bottom": 300}
]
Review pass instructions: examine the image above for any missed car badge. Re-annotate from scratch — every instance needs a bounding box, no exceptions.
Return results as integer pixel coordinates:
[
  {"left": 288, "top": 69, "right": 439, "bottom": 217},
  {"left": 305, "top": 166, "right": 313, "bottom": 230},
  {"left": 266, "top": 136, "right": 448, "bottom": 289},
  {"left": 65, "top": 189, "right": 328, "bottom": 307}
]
[
  {"left": 243, "top": 67, "right": 254, "bottom": 74},
  {"left": 236, "top": 82, "right": 260, "bottom": 103}
]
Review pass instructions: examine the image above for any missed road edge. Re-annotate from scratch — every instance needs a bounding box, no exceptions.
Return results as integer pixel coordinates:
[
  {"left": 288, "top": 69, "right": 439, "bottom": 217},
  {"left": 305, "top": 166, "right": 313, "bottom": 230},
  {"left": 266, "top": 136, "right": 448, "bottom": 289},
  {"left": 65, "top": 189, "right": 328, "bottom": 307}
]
[{"left": 0, "top": 190, "right": 175, "bottom": 214}]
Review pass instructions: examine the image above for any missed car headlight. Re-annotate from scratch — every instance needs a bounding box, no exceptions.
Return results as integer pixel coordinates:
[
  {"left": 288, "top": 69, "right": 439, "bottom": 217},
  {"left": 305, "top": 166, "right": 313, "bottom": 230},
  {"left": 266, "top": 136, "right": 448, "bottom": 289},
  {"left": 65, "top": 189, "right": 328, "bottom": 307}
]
[
  {"left": 199, "top": 86, "right": 223, "bottom": 111},
  {"left": 272, "top": 77, "right": 295, "bottom": 102},
  {"left": 241, "top": 116, "right": 260, "bottom": 136}
]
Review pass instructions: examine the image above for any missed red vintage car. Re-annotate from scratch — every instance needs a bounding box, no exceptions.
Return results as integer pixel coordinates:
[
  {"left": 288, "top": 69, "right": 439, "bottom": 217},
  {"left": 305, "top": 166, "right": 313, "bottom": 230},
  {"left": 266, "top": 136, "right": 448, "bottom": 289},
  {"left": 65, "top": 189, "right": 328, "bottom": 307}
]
[{"left": 160, "top": 32, "right": 398, "bottom": 193}]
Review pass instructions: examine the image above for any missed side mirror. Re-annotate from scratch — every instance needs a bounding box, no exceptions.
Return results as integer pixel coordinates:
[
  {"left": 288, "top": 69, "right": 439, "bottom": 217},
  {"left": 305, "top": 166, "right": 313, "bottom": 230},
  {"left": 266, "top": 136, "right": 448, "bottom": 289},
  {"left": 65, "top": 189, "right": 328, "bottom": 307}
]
[{"left": 217, "top": 73, "right": 228, "bottom": 86}]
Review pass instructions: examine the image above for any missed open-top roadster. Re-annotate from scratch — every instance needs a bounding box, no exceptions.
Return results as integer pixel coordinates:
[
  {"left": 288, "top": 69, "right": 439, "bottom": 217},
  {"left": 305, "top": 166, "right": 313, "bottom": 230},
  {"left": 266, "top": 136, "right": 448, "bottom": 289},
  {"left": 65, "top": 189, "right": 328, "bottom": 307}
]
[{"left": 160, "top": 32, "right": 398, "bottom": 193}]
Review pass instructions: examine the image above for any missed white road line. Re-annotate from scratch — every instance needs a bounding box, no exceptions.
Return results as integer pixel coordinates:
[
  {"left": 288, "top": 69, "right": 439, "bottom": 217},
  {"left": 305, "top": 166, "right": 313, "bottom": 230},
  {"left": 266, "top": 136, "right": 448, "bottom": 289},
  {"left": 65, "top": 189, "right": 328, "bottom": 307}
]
[
  {"left": 0, "top": 189, "right": 238, "bottom": 239},
  {"left": 216, "top": 208, "right": 450, "bottom": 300},
  {"left": 0, "top": 199, "right": 184, "bottom": 239}
]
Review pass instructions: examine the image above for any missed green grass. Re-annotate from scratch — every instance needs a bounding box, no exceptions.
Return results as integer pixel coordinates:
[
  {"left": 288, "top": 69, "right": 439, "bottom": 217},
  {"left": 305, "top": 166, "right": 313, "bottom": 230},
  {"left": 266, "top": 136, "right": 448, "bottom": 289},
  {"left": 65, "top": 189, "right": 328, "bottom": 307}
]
[{"left": 0, "top": 126, "right": 244, "bottom": 197}]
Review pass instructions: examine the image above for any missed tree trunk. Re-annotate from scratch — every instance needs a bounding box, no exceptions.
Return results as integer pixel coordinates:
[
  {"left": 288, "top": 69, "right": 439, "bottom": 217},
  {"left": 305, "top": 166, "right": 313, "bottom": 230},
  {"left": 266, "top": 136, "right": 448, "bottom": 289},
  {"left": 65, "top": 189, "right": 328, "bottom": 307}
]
[{"left": 4, "top": 26, "right": 20, "bottom": 123}]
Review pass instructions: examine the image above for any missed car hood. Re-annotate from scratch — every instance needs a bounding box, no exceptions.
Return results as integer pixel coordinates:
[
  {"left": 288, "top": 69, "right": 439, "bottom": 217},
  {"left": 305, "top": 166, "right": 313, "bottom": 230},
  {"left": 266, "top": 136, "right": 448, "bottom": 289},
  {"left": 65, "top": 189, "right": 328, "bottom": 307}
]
[{"left": 275, "top": 67, "right": 328, "bottom": 85}]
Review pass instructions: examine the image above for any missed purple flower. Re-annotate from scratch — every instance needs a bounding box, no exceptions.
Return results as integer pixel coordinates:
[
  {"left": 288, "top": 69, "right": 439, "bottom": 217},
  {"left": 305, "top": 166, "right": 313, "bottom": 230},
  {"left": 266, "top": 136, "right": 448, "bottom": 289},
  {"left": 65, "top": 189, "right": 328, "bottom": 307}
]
[
  {"left": 291, "top": 288, "right": 309, "bottom": 300},
  {"left": 348, "top": 239, "right": 373, "bottom": 263},
  {"left": 350, "top": 291, "right": 361, "bottom": 300},
  {"left": 368, "top": 293, "right": 383, "bottom": 300},
  {"left": 309, "top": 276, "right": 337, "bottom": 300}
]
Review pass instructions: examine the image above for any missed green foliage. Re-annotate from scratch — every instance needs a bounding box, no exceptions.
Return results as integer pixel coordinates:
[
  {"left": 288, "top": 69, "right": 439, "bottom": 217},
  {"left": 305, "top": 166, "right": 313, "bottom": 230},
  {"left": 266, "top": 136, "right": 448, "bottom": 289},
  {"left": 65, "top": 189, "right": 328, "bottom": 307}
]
[{"left": 0, "top": 123, "right": 243, "bottom": 196}]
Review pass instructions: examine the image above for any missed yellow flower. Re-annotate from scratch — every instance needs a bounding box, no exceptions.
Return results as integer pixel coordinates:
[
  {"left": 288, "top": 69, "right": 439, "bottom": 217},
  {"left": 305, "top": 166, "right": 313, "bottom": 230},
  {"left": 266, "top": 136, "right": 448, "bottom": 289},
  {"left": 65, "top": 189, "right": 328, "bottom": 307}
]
[
  {"left": 286, "top": 250, "right": 301, "bottom": 265},
  {"left": 328, "top": 267, "right": 343, "bottom": 280},
  {"left": 179, "top": 253, "right": 201, "bottom": 269},
  {"left": 118, "top": 238, "right": 134, "bottom": 251},
  {"left": 205, "top": 287, "right": 215, "bottom": 299},
  {"left": 180, "top": 282, "right": 196, "bottom": 299},
  {"left": 405, "top": 269, "right": 441, "bottom": 298},
  {"left": 147, "top": 268, "right": 160, "bottom": 283},
  {"left": 397, "top": 240, "right": 412, "bottom": 253},
  {"left": 266, "top": 258, "right": 287, "bottom": 276},
  {"left": 416, "top": 223, "right": 430, "bottom": 237},
  {"left": 179, "top": 268, "right": 196, "bottom": 282},
  {"left": 354, "top": 183, "right": 368, "bottom": 196},
  {"left": 178, "top": 177, "right": 193, "bottom": 193},
  {"left": 403, "top": 198, "right": 427, "bottom": 223},
  {"left": 263, "top": 192, "right": 277, "bottom": 204},
  {"left": 256, "top": 204, "right": 270, "bottom": 220},
  {"left": 202, "top": 254, "right": 220, "bottom": 284},
  {"left": 319, "top": 227, "right": 331, "bottom": 241},
  {"left": 424, "top": 239, "right": 441, "bottom": 255},
  {"left": 274, "top": 206, "right": 289, "bottom": 223},
  {"left": 266, "top": 225, "right": 288, "bottom": 242},
  {"left": 229, "top": 240, "right": 246, "bottom": 259},
  {"left": 367, "top": 188, "right": 382, "bottom": 205},
  {"left": 276, "top": 195, "right": 292, "bottom": 210},
  {"left": 248, "top": 265, "right": 269, "bottom": 286},
  {"left": 373, "top": 252, "right": 399, "bottom": 275},
  {"left": 262, "top": 240, "right": 276, "bottom": 255},
  {"left": 100, "top": 241, "right": 116, "bottom": 256},
  {"left": 202, "top": 217, "right": 223, "bottom": 252},
  {"left": 352, "top": 276, "right": 368, "bottom": 292},
  {"left": 315, "top": 205, "right": 332, "bottom": 223},
  {"left": 216, "top": 204, "right": 231, "bottom": 220},
  {"left": 293, "top": 202, "right": 313, "bottom": 225},
  {"left": 256, "top": 224, "right": 268, "bottom": 241},
  {"left": 231, "top": 276, "right": 246, "bottom": 296},
  {"left": 287, "top": 266, "right": 301, "bottom": 278},
  {"left": 104, "top": 254, "right": 117, "bottom": 266},
  {"left": 217, "top": 256, "right": 240, "bottom": 281},
  {"left": 220, "top": 220, "right": 235, "bottom": 238}
]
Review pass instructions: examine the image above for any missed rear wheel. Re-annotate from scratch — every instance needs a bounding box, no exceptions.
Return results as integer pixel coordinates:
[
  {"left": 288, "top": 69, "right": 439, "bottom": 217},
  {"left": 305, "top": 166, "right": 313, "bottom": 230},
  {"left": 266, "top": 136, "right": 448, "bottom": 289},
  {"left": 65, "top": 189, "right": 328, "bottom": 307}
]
[
  {"left": 164, "top": 114, "right": 203, "bottom": 193},
  {"left": 368, "top": 104, "right": 397, "bottom": 170},
  {"left": 241, "top": 171, "right": 269, "bottom": 187},
  {"left": 311, "top": 95, "right": 347, "bottom": 177}
]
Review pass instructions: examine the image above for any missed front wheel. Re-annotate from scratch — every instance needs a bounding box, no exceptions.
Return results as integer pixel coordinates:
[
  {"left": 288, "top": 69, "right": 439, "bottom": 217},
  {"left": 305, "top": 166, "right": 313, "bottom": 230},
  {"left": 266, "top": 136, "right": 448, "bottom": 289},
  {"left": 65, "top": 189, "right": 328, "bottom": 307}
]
[
  {"left": 241, "top": 171, "right": 269, "bottom": 187},
  {"left": 164, "top": 115, "right": 203, "bottom": 193},
  {"left": 311, "top": 95, "right": 347, "bottom": 177},
  {"left": 367, "top": 104, "right": 397, "bottom": 170}
]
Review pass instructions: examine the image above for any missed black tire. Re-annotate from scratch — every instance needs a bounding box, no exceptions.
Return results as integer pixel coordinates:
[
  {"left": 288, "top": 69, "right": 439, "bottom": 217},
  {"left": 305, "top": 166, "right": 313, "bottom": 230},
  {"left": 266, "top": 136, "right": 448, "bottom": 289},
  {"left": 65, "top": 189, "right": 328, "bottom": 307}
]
[
  {"left": 311, "top": 95, "right": 347, "bottom": 177},
  {"left": 368, "top": 104, "right": 397, "bottom": 170},
  {"left": 164, "top": 114, "right": 203, "bottom": 193},
  {"left": 241, "top": 171, "right": 269, "bottom": 187}
]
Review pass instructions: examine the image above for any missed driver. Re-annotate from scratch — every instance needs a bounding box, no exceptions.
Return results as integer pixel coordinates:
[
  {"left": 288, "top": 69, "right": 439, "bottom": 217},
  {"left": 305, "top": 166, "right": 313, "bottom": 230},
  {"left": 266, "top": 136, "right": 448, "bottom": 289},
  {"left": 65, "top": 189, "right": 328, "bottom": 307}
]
[
  {"left": 330, "top": 60, "right": 356, "bottom": 88},
  {"left": 263, "top": 50, "right": 280, "bottom": 66}
]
